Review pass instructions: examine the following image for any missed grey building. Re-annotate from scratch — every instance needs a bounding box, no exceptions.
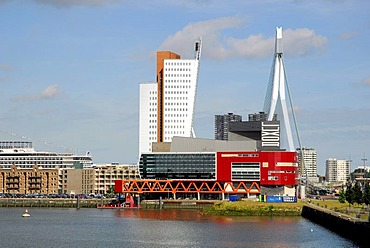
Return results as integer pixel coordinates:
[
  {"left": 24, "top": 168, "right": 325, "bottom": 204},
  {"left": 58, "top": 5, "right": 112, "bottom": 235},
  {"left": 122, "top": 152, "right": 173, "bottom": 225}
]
[{"left": 215, "top": 113, "right": 242, "bottom": 140}]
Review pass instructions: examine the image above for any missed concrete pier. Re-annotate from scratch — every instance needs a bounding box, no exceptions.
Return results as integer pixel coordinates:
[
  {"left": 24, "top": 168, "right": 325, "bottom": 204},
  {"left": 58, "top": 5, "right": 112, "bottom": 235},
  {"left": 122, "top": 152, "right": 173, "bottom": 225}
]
[{"left": 302, "top": 203, "right": 370, "bottom": 246}]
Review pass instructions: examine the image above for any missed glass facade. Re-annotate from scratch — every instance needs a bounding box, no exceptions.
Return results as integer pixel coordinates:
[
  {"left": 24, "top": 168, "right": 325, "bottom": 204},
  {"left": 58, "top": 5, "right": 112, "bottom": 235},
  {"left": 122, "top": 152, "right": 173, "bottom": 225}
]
[{"left": 139, "top": 153, "right": 216, "bottom": 180}]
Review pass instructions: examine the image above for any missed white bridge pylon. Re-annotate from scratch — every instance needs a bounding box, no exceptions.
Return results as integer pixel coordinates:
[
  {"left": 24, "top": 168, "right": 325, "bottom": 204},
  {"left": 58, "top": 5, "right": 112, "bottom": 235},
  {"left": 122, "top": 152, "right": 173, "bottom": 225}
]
[{"left": 264, "top": 27, "right": 295, "bottom": 152}]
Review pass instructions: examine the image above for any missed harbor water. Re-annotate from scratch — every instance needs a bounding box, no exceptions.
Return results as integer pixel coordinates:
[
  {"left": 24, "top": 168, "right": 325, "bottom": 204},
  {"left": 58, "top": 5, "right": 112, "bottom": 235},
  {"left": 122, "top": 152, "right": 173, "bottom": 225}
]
[{"left": 0, "top": 208, "right": 360, "bottom": 248}]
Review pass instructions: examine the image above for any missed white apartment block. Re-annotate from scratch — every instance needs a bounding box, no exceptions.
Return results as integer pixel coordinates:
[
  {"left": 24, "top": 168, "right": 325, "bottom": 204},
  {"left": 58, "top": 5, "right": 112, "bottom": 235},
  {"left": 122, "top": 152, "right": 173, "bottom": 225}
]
[
  {"left": 139, "top": 39, "right": 202, "bottom": 156},
  {"left": 297, "top": 147, "right": 318, "bottom": 182},
  {"left": 325, "top": 158, "right": 350, "bottom": 184},
  {"left": 139, "top": 83, "right": 158, "bottom": 154}
]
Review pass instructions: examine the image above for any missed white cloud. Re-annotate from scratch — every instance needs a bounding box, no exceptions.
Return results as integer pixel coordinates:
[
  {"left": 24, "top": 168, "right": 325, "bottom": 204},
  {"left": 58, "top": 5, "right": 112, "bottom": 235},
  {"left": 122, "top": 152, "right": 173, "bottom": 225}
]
[
  {"left": 159, "top": 16, "right": 245, "bottom": 59},
  {"left": 159, "top": 17, "right": 328, "bottom": 60},
  {"left": 283, "top": 28, "right": 328, "bottom": 56},
  {"left": 339, "top": 31, "right": 358, "bottom": 40},
  {"left": 13, "top": 84, "right": 61, "bottom": 101},
  {"left": 41, "top": 84, "right": 60, "bottom": 98}
]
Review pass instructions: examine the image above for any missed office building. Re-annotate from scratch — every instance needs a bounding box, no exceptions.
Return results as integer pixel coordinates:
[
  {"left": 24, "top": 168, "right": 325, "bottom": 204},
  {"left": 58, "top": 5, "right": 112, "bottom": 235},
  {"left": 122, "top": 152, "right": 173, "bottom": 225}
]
[
  {"left": 139, "top": 39, "right": 202, "bottom": 155},
  {"left": 215, "top": 113, "right": 242, "bottom": 140}
]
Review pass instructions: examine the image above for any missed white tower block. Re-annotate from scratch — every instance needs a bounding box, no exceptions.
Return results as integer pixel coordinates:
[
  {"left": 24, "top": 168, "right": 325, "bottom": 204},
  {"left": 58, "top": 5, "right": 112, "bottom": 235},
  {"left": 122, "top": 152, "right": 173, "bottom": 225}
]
[{"left": 264, "top": 27, "right": 295, "bottom": 151}]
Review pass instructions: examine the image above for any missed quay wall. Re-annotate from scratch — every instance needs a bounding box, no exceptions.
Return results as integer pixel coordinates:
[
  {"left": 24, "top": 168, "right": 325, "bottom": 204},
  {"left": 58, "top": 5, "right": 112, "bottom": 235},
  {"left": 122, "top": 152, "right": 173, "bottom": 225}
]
[
  {"left": 302, "top": 204, "right": 370, "bottom": 246},
  {"left": 0, "top": 198, "right": 115, "bottom": 208},
  {"left": 141, "top": 199, "right": 216, "bottom": 210}
]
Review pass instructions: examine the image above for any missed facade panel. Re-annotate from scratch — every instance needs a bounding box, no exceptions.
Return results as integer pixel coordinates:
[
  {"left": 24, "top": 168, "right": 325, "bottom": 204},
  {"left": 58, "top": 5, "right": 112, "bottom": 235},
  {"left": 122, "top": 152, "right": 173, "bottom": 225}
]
[{"left": 216, "top": 151, "right": 298, "bottom": 185}]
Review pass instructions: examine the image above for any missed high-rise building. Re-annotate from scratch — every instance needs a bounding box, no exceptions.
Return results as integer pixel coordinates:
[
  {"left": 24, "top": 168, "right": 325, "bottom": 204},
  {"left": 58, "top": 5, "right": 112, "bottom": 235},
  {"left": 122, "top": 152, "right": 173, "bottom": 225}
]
[
  {"left": 296, "top": 147, "right": 317, "bottom": 182},
  {"left": 215, "top": 113, "right": 242, "bottom": 140},
  {"left": 325, "top": 158, "right": 350, "bottom": 184},
  {"left": 248, "top": 112, "right": 276, "bottom": 122},
  {"left": 139, "top": 39, "right": 202, "bottom": 155}
]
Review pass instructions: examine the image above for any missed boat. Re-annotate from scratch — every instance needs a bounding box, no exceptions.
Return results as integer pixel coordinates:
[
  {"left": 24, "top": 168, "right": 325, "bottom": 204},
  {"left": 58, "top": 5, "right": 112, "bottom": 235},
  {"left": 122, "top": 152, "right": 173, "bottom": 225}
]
[
  {"left": 97, "top": 203, "right": 125, "bottom": 209},
  {"left": 0, "top": 141, "right": 93, "bottom": 169},
  {"left": 97, "top": 204, "right": 141, "bottom": 209},
  {"left": 97, "top": 195, "right": 141, "bottom": 209},
  {"left": 22, "top": 209, "right": 30, "bottom": 217}
]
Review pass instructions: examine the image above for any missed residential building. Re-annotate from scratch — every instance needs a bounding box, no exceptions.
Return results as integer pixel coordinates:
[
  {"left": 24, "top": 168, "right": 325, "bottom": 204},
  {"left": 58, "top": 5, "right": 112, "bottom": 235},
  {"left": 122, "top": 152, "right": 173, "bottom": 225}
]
[
  {"left": 59, "top": 163, "right": 140, "bottom": 195},
  {"left": 0, "top": 165, "right": 59, "bottom": 194},
  {"left": 93, "top": 163, "right": 140, "bottom": 194},
  {"left": 215, "top": 113, "right": 242, "bottom": 140},
  {"left": 139, "top": 39, "right": 202, "bottom": 155},
  {"left": 326, "top": 158, "right": 350, "bottom": 184},
  {"left": 296, "top": 147, "right": 318, "bottom": 182}
]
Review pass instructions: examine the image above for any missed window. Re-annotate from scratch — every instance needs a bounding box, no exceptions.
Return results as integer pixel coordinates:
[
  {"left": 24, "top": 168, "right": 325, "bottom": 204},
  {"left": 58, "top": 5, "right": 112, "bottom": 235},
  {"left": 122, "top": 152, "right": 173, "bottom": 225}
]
[{"left": 231, "top": 162, "right": 260, "bottom": 180}]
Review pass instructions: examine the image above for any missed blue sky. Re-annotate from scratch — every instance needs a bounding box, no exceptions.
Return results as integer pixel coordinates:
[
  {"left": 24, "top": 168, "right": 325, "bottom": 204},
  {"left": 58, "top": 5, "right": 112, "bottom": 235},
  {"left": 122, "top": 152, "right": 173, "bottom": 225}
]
[{"left": 0, "top": 0, "right": 369, "bottom": 175}]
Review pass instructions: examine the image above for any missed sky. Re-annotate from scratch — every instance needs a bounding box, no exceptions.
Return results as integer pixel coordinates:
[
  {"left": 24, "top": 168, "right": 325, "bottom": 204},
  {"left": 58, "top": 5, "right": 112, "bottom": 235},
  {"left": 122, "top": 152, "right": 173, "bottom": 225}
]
[{"left": 0, "top": 0, "right": 369, "bottom": 175}]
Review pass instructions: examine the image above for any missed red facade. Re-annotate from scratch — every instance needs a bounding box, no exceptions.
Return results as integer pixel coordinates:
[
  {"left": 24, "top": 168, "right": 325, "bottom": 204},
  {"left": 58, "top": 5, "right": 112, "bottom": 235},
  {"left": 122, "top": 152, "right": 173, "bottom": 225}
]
[{"left": 216, "top": 151, "right": 298, "bottom": 186}]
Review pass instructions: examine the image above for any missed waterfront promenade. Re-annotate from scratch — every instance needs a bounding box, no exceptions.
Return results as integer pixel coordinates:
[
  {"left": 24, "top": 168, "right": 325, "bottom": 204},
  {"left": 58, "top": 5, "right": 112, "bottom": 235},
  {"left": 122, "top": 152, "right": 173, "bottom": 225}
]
[{"left": 0, "top": 197, "right": 115, "bottom": 208}]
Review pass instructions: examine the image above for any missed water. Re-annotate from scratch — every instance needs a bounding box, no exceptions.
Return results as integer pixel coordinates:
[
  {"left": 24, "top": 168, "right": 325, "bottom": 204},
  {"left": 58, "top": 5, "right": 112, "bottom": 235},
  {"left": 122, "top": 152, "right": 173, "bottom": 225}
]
[{"left": 0, "top": 208, "right": 360, "bottom": 248}]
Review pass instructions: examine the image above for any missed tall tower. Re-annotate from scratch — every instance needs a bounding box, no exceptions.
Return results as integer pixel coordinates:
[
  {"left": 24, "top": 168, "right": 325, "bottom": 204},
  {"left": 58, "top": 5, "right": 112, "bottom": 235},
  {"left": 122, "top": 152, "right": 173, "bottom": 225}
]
[
  {"left": 263, "top": 27, "right": 295, "bottom": 152},
  {"left": 139, "top": 39, "right": 202, "bottom": 155}
]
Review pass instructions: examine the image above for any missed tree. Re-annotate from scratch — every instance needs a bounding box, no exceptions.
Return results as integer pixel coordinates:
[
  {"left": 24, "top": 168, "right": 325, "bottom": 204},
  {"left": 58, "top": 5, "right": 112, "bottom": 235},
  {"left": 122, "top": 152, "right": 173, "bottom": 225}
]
[
  {"left": 338, "top": 189, "right": 346, "bottom": 204},
  {"left": 353, "top": 182, "right": 363, "bottom": 206},
  {"left": 363, "top": 183, "right": 370, "bottom": 206},
  {"left": 345, "top": 183, "right": 355, "bottom": 206}
]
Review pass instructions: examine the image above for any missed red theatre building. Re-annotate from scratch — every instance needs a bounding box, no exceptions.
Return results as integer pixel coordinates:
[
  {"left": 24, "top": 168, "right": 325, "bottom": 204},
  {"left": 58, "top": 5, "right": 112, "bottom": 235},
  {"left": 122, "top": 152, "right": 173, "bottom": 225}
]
[
  {"left": 116, "top": 113, "right": 299, "bottom": 198},
  {"left": 217, "top": 151, "right": 298, "bottom": 196}
]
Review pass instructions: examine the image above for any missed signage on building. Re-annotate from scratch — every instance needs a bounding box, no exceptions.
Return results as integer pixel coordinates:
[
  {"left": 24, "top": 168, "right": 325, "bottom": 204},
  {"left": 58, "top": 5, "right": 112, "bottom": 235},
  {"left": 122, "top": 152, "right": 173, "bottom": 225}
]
[{"left": 261, "top": 121, "right": 280, "bottom": 149}]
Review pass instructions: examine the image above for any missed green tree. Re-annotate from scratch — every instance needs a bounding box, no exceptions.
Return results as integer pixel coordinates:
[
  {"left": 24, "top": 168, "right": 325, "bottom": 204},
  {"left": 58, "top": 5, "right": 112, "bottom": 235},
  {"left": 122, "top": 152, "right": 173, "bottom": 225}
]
[
  {"left": 338, "top": 189, "right": 346, "bottom": 204},
  {"left": 345, "top": 183, "right": 355, "bottom": 206},
  {"left": 363, "top": 183, "right": 370, "bottom": 206},
  {"left": 353, "top": 182, "right": 363, "bottom": 206},
  {"left": 107, "top": 186, "right": 115, "bottom": 194}
]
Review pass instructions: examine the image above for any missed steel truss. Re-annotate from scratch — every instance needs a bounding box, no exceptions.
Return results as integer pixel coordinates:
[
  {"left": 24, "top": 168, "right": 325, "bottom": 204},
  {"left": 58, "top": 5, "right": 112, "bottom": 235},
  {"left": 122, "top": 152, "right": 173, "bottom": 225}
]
[{"left": 115, "top": 180, "right": 261, "bottom": 195}]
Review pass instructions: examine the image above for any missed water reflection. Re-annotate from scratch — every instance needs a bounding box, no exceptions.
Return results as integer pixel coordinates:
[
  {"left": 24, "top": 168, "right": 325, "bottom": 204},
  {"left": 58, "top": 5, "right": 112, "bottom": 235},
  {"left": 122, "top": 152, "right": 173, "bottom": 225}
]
[
  {"left": 113, "top": 209, "right": 301, "bottom": 224},
  {"left": 0, "top": 208, "right": 361, "bottom": 248}
]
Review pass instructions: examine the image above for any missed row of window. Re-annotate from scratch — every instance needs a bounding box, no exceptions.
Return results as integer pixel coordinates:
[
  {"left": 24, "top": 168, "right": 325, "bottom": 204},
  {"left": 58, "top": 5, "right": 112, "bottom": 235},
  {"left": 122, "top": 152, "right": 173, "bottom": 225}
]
[
  {"left": 165, "top": 125, "right": 185, "bottom": 129},
  {"left": 165, "top": 91, "right": 188, "bottom": 95},
  {"left": 165, "top": 62, "right": 193, "bottom": 66},
  {"left": 165, "top": 108, "right": 188, "bottom": 112},
  {"left": 165, "top": 96, "right": 188, "bottom": 100},
  {"left": 165, "top": 67, "right": 191, "bottom": 72},
  {"left": 165, "top": 74, "right": 191, "bottom": 78},
  {"left": 0, "top": 161, "right": 62, "bottom": 165},
  {"left": 165, "top": 102, "right": 188, "bottom": 106},
  {"left": 165, "top": 79, "right": 191, "bottom": 83},
  {"left": 165, "top": 114, "right": 188, "bottom": 117},
  {"left": 165, "top": 85, "right": 191, "bottom": 89},
  {"left": 268, "top": 170, "right": 295, "bottom": 175},
  {"left": 0, "top": 157, "right": 63, "bottom": 161}
]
